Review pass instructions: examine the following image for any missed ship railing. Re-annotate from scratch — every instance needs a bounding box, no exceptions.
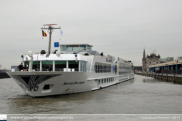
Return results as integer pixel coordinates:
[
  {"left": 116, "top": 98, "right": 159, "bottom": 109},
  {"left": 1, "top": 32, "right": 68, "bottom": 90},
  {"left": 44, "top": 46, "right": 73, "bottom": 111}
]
[
  {"left": 12, "top": 68, "right": 90, "bottom": 72},
  {"left": 11, "top": 68, "right": 134, "bottom": 73},
  {"left": 12, "top": 68, "right": 115, "bottom": 73}
]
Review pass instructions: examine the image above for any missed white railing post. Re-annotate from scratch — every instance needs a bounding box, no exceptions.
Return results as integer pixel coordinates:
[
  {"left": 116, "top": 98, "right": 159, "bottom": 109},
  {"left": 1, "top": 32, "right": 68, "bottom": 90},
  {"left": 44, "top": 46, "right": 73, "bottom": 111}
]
[
  {"left": 29, "top": 56, "right": 33, "bottom": 72},
  {"left": 66, "top": 61, "right": 68, "bottom": 71},
  {"left": 79, "top": 61, "right": 81, "bottom": 72},
  {"left": 40, "top": 61, "right": 42, "bottom": 71},
  {"left": 53, "top": 60, "right": 55, "bottom": 72}
]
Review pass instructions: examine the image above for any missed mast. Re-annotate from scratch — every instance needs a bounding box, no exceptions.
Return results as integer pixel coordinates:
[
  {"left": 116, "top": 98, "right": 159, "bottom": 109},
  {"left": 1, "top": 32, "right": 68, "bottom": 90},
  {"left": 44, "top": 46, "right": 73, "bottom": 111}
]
[{"left": 41, "top": 24, "right": 61, "bottom": 56}]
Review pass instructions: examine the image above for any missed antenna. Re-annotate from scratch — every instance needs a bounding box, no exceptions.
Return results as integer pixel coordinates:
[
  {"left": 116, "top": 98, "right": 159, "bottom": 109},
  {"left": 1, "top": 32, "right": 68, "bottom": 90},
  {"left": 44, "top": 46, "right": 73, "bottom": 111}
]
[
  {"left": 41, "top": 24, "right": 61, "bottom": 56},
  {"left": 43, "top": 24, "right": 57, "bottom": 26}
]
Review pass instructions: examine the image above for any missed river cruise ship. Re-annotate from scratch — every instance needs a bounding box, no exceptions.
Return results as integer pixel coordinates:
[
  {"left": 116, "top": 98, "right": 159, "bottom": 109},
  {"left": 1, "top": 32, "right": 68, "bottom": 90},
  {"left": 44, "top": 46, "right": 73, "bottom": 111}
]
[{"left": 7, "top": 44, "right": 134, "bottom": 97}]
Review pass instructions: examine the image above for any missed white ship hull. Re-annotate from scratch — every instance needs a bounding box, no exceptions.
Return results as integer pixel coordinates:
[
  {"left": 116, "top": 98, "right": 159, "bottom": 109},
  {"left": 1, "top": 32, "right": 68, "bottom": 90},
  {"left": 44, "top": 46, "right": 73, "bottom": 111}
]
[{"left": 7, "top": 71, "right": 134, "bottom": 97}]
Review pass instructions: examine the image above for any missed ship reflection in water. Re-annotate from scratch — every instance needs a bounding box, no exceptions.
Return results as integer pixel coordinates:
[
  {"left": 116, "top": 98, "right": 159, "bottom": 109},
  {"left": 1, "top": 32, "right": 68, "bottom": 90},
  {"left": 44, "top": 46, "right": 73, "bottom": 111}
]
[{"left": 0, "top": 75, "right": 182, "bottom": 114}]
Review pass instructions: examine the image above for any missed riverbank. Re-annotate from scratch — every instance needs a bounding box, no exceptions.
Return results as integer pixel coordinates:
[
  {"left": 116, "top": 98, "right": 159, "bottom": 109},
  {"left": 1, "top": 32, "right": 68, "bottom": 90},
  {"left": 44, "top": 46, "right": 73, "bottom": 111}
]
[{"left": 135, "top": 73, "right": 182, "bottom": 84}]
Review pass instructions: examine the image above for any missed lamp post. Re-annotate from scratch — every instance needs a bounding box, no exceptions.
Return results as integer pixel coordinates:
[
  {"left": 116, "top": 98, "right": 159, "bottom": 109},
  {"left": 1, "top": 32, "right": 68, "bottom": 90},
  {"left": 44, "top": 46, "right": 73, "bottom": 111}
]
[{"left": 166, "top": 64, "right": 168, "bottom": 81}]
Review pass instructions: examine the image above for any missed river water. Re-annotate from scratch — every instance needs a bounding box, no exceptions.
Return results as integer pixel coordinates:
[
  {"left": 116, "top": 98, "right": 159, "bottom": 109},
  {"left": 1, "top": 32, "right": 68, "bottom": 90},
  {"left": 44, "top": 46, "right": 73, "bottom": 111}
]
[{"left": 0, "top": 75, "right": 182, "bottom": 116}]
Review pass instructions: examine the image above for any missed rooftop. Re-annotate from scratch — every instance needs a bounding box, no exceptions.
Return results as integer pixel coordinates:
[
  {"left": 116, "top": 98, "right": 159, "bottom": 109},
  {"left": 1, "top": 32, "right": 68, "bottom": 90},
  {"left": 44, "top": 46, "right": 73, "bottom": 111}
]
[
  {"left": 150, "top": 60, "right": 181, "bottom": 67},
  {"left": 59, "top": 44, "right": 93, "bottom": 47}
]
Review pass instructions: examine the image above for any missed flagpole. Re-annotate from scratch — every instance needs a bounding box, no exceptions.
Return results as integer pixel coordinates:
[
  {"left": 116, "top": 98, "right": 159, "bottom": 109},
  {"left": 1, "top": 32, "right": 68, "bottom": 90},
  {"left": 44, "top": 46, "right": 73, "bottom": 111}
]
[
  {"left": 41, "top": 24, "right": 61, "bottom": 56},
  {"left": 48, "top": 26, "right": 52, "bottom": 56}
]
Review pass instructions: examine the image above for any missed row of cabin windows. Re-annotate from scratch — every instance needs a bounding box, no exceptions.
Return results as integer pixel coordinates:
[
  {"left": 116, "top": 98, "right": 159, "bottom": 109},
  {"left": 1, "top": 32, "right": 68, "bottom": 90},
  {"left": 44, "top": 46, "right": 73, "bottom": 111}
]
[
  {"left": 95, "top": 62, "right": 111, "bottom": 73},
  {"left": 119, "top": 63, "right": 132, "bottom": 70},
  {"left": 24, "top": 61, "right": 86, "bottom": 72},
  {"left": 98, "top": 77, "right": 114, "bottom": 85}
]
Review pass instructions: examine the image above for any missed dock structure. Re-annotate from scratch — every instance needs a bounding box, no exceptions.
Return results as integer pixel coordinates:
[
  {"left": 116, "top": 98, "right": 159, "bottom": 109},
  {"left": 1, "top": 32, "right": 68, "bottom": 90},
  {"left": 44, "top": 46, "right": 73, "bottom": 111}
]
[
  {"left": 149, "top": 59, "right": 182, "bottom": 74},
  {"left": 135, "top": 72, "right": 182, "bottom": 84}
]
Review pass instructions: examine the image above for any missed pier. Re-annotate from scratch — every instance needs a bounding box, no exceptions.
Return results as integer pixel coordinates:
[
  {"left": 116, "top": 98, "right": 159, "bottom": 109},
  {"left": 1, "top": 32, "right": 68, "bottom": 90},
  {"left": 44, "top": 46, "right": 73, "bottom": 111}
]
[{"left": 135, "top": 72, "right": 182, "bottom": 84}]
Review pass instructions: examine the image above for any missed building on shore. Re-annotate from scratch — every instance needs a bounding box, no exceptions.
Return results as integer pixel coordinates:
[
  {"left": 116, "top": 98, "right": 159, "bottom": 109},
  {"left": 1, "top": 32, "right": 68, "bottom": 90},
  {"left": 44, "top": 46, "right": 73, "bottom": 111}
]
[
  {"left": 160, "top": 57, "right": 174, "bottom": 63},
  {"left": 134, "top": 66, "right": 142, "bottom": 71},
  {"left": 177, "top": 56, "right": 182, "bottom": 60},
  {"left": 142, "top": 49, "right": 160, "bottom": 72},
  {"left": 142, "top": 49, "right": 147, "bottom": 72}
]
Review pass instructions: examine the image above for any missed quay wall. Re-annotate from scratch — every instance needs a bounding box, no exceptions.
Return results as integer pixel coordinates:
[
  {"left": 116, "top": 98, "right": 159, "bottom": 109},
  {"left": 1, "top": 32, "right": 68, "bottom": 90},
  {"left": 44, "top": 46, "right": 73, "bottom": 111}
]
[{"left": 135, "top": 73, "right": 182, "bottom": 84}]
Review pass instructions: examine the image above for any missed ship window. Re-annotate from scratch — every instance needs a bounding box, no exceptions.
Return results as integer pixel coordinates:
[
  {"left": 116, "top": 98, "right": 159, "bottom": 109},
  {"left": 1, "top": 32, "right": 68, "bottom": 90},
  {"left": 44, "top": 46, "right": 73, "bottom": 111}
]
[
  {"left": 42, "top": 61, "right": 53, "bottom": 71},
  {"left": 80, "top": 61, "right": 86, "bottom": 72},
  {"left": 69, "top": 61, "right": 79, "bottom": 71},
  {"left": 99, "top": 63, "right": 102, "bottom": 73},
  {"left": 55, "top": 61, "right": 66, "bottom": 71},
  {"left": 94, "top": 62, "right": 111, "bottom": 73},
  {"left": 102, "top": 63, "right": 105, "bottom": 72},
  {"left": 33, "top": 61, "right": 40, "bottom": 71},
  {"left": 60, "top": 45, "right": 66, "bottom": 51},
  {"left": 115, "top": 65, "right": 117, "bottom": 74},
  {"left": 43, "top": 84, "right": 51, "bottom": 90},
  {"left": 95, "top": 62, "right": 98, "bottom": 73},
  {"left": 80, "top": 45, "right": 86, "bottom": 50},
  {"left": 24, "top": 61, "right": 29, "bottom": 70}
]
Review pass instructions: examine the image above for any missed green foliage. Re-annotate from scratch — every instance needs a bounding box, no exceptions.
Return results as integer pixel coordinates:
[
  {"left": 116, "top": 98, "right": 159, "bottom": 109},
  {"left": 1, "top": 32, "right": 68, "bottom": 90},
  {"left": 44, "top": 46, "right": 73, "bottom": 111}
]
[
  {"left": 84, "top": 53, "right": 89, "bottom": 56},
  {"left": 54, "top": 50, "right": 58, "bottom": 54},
  {"left": 40, "top": 50, "right": 46, "bottom": 54}
]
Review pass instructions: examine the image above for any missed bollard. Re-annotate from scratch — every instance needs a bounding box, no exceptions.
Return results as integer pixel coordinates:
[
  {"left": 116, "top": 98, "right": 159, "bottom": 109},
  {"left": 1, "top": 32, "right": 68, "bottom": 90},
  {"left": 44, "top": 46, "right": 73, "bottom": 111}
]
[
  {"left": 161, "top": 73, "right": 163, "bottom": 80},
  {"left": 174, "top": 73, "right": 175, "bottom": 83}
]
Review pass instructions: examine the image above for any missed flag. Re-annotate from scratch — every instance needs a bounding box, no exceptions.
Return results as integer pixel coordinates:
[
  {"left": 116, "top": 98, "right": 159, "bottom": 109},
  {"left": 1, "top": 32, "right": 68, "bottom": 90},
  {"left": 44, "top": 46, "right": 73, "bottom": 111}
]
[
  {"left": 60, "top": 30, "right": 63, "bottom": 36},
  {"left": 42, "top": 30, "right": 47, "bottom": 37}
]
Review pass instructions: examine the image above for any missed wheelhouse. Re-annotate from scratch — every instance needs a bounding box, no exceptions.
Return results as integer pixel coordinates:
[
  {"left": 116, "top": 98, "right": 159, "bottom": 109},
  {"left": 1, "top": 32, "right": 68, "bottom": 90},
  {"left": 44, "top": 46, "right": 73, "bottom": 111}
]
[{"left": 60, "top": 44, "right": 93, "bottom": 52}]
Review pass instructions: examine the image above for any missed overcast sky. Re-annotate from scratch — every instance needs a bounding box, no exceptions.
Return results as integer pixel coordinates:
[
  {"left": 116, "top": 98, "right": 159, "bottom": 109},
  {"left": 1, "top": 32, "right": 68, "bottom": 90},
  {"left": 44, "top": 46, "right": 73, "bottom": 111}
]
[{"left": 0, "top": 0, "right": 182, "bottom": 69}]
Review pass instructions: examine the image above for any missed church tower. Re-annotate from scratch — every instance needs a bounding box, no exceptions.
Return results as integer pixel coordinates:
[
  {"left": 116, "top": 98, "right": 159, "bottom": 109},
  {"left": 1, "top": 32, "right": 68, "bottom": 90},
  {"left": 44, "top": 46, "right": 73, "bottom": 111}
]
[{"left": 142, "top": 49, "right": 146, "bottom": 71}]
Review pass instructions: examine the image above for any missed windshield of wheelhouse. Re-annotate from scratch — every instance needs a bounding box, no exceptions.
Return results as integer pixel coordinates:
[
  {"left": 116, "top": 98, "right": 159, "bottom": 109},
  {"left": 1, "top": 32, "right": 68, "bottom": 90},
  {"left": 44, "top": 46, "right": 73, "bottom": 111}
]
[{"left": 23, "top": 60, "right": 87, "bottom": 72}]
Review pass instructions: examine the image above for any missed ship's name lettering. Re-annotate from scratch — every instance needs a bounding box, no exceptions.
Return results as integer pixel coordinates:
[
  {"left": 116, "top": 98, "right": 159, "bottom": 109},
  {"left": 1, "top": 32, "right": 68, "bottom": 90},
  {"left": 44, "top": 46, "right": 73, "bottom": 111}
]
[{"left": 63, "top": 82, "right": 85, "bottom": 85}]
